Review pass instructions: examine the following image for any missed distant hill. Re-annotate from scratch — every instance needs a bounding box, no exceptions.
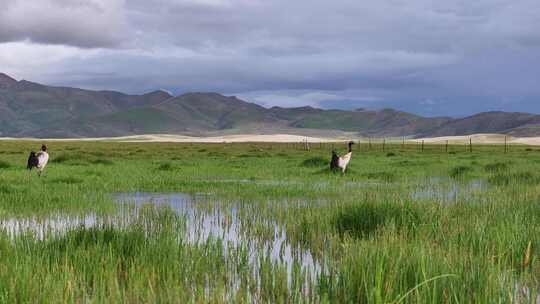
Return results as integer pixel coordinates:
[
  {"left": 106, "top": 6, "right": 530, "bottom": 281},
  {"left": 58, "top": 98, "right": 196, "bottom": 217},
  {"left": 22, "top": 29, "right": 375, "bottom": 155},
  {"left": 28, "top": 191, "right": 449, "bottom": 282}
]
[
  {"left": 423, "top": 111, "right": 540, "bottom": 137},
  {"left": 1, "top": 72, "right": 539, "bottom": 138}
]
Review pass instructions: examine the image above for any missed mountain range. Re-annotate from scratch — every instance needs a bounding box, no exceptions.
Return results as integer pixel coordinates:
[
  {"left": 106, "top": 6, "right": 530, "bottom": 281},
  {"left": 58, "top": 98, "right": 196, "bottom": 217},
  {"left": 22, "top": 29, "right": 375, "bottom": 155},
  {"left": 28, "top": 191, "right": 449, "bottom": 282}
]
[{"left": 1, "top": 72, "right": 540, "bottom": 138}]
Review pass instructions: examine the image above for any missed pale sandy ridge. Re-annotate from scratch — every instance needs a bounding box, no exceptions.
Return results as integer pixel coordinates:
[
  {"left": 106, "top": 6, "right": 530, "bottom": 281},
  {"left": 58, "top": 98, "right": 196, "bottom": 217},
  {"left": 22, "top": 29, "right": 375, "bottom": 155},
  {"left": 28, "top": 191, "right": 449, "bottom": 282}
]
[
  {"left": 2, "top": 133, "right": 540, "bottom": 145},
  {"left": 116, "top": 134, "right": 340, "bottom": 143},
  {"left": 413, "top": 134, "right": 507, "bottom": 144},
  {"left": 0, "top": 134, "right": 343, "bottom": 143},
  {"left": 413, "top": 133, "right": 540, "bottom": 145}
]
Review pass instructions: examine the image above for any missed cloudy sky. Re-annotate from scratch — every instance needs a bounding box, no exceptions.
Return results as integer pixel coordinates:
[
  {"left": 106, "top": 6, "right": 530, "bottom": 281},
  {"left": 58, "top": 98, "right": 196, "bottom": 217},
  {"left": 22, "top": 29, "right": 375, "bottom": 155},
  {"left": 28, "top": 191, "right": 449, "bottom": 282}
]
[{"left": 0, "top": 0, "right": 539, "bottom": 117}]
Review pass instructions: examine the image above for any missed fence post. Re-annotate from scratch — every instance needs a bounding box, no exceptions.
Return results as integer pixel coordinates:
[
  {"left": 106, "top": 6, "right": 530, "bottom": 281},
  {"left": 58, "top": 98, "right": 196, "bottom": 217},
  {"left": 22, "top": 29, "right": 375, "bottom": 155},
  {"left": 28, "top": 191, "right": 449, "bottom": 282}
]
[
  {"left": 504, "top": 136, "right": 508, "bottom": 153},
  {"left": 445, "top": 140, "right": 448, "bottom": 153},
  {"left": 469, "top": 138, "right": 473, "bottom": 153},
  {"left": 383, "top": 138, "right": 386, "bottom": 151},
  {"left": 422, "top": 140, "right": 425, "bottom": 152}
]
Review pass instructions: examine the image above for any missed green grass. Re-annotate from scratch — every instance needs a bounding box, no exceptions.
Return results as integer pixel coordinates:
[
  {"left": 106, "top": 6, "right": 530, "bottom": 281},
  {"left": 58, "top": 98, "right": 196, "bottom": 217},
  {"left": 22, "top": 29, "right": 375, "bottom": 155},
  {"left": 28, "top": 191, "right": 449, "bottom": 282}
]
[
  {"left": 334, "top": 201, "right": 422, "bottom": 239},
  {"left": 300, "top": 157, "right": 328, "bottom": 167},
  {"left": 0, "top": 160, "right": 10, "bottom": 169},
  {"left": 0, "top": 141, "right": 539, "bottom": 302},
  {"left": 157, "top": 162, "right": 174, "bottom": 171},
  {"left": 364, "top": 171, "right": 396, "bottom": 182},
  {"left": 484, "top": 161, "right": 509, "bottom": 172},
  {"left": 449, "top": 165, "right": 473, "bottom": 178}
]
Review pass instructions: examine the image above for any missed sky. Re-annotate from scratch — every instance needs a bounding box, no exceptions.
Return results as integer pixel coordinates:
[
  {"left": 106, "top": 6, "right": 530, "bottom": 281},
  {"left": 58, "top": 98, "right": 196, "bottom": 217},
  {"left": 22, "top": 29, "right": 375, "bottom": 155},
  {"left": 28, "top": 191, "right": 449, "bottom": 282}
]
[{"left": 0, "top": 0, "right": 539, "bottom": 117}]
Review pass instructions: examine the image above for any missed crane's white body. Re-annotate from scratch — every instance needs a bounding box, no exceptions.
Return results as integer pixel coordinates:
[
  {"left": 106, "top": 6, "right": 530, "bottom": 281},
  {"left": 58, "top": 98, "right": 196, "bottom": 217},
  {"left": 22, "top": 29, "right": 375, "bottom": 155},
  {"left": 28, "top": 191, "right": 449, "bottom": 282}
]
[
  {"left": 338, "top": 151, "right": 352, "bottom": 172},
  {"left": 36, "top": 151, "right": 49, "bottom": 173},
  {"left": 330, "top": 141, "right": 354, "bottom": 173}
]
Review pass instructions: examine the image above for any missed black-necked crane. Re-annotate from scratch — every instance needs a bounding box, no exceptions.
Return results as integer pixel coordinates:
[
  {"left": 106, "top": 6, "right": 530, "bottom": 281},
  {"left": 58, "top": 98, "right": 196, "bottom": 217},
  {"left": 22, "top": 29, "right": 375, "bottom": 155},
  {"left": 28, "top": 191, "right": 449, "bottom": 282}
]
[
  {"left": 330, "top": 141, "right": 354, "bottom": 173},
  {"left": 27, "top": 145, "right": 49, "bottom": 177}
]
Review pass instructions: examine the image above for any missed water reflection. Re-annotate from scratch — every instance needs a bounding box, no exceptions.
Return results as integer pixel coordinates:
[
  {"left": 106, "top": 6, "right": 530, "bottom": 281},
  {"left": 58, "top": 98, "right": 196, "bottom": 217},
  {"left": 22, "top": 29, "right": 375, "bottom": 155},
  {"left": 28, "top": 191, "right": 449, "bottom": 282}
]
[
  {"left": 115, "top": 192, "right": 321, "bottom": 286},
  {"left": 0, "top": 192, "right": 321, "bottom": 291},
  {"left": 411, "top": 177, "right": 487, "bottom": 202}
]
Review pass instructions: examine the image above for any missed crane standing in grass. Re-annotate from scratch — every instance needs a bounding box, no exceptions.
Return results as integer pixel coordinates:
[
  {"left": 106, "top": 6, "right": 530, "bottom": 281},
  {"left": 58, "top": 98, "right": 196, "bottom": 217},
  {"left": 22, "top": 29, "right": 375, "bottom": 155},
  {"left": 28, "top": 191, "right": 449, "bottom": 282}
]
[
  {"left": 330, "top": 141, "right": 354, "bottom": 173},
  {"left": 27, "top": 145, "right": 49, "bottom": 177}
]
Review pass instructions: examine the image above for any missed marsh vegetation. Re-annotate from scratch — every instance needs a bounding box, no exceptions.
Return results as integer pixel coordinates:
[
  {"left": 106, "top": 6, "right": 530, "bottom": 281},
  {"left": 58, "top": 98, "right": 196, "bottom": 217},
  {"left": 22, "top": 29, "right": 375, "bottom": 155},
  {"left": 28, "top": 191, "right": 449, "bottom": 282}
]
[{"left": 0, "top": 141, "right": 539, "bottom": 302}]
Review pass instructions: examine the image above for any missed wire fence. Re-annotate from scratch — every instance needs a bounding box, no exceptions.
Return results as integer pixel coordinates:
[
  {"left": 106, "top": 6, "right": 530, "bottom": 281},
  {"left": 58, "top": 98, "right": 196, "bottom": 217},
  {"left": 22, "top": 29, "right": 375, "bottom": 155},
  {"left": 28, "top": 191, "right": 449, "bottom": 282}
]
[{"left": 249, "top": 135, "right": 537, "bottom": 154}]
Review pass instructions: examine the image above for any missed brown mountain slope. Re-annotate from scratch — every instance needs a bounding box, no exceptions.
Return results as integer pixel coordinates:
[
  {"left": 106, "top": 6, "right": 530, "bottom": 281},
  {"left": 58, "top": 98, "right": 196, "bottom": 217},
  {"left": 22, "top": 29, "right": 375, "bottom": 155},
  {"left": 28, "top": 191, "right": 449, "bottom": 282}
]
[
  {"left": 0, "top": 75, "right": 172, "bottom": 136},
  {"left": 269, "top": 107, "right": 452, "bottom": 137},
  {"left": 155, "top": 93, "right": 280, "bottom": 129},
  {"left": 0, "top": 73, "right": 18, "bottom": 89},
  {"left": 2, "top": 72, "right": 540, "bottom": 138},
  {"left": 425, "top": 111, "right": 540, "bottom": 137}
]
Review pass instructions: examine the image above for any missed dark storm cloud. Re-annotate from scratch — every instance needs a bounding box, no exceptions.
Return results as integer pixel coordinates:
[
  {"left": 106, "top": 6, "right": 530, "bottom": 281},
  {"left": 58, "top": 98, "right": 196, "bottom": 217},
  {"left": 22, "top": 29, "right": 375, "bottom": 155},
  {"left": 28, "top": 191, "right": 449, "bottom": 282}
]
[
  {"left": 0, "top": 0, "right": 539, "bottom": 116},
  {"left": 0, "top": 0, "right": 127, "bottom": 48}
]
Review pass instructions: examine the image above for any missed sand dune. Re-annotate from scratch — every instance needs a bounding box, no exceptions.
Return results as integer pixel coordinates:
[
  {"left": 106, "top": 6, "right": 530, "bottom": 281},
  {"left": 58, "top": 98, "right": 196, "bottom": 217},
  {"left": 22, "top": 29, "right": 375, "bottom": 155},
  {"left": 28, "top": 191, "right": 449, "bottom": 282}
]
[
  {"left": 111, "top": 134, "right": 337, "bottom": 143},
  {"left": 0, "top": 134, "right": 337, "bottom": 143},
  {"left": 413, "top": 134, "right": 507, "bottom": 144},
  {"left": 3, "top": 133, "right": 540, "bottom": 145},
  {"left": 413, "top": 133, "right": 540, "bottom": 145}
]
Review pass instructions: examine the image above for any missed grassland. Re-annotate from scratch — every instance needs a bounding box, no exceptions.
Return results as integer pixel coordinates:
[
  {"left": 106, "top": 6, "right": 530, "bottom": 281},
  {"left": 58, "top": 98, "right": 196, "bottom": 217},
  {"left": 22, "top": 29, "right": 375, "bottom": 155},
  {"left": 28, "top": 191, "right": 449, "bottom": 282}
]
[{"left": 0, "top": 140, "right": 540, "bottom": 303}]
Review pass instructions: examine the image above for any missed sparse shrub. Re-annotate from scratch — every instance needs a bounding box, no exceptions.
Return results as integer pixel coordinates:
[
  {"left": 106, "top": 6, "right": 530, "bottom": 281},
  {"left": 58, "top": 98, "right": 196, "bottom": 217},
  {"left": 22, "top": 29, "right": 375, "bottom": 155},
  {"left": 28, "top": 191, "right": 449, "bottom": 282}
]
[
  {"left": 157, "top": 162, "right": 174, "bottom": 171},
  {"left": 90, "top": 152, "right": 106, "bottom": 157},
  {"left": 386, "top": 152, "right": 396, "bottom": 157},
  {"left": 0, "top": 184, "right": 13, "bottom": 193},
  {"left": 484, "top": 162, "right": 508, "bottom": 172},
  {"left": 55, "top": 153, "right": 116, "bottom": 166},
  {"left": 47, "top": 227, "right": 147, "bottom": 257},
  {"left": 83, "top": 170, "right": 104, "bottom": 177},
  {"left": 52, "top": 154, "right": 71, "bottom": 163},
  {"left": 489, "top": 171, "right": 540, "bottom": 186},
  {"left": 208, "top": 152, "right": 226, "bottom": 158},
  {"left": 90, "top": 159, "right": 114, "bottom": 166},
  {"left": 395, "top": 160, "right": 427, "bottom": 167},
  {"left": 334, "top": 202, "right": 421, "bottom": 238},
  {"left": 237, "top": 152, "right": 270, "bottom": 158},
  {"left": 315, "top": 167, "right": 351, "bottom": 175},
  {"left": 0, "top": 160, "right": 10, "bottom": 169},
  {"left": 48, "top": 177, "right": 83, "bottom": 184},
  {"left": 301, "top": 157, "right": 328, "bottom": 167},
  {"left": 397, "top": 160, "right": 411, "bottom": 166},
  {"left": 450, "top": 166, "right": 472, "bottom": 178},
  {"left": 515, "top": 172, "right": 540, "bottom": 185},
  {"left": 488, "top": 174, "right": 510, "bottom": 186},
  {"left": 364, "top": 171, "right": 395, "bottom": 182},
  {"left": 51, "top": 154, "right": 90, "bottom": 166}
]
